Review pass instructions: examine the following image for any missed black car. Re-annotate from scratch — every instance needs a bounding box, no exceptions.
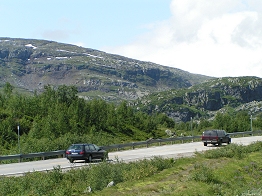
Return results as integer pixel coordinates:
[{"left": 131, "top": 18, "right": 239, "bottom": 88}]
[
  {"left": 201, "top": 130, "right": 231, "bottom": 146},
  {"left": 65, "top": 143, "right": 107, "bottom": 163}
]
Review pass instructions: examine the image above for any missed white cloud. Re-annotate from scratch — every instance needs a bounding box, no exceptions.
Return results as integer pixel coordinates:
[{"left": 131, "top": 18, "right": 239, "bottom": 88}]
[{"left": 106, "top": 0, "right": 262, "bottom": 78}]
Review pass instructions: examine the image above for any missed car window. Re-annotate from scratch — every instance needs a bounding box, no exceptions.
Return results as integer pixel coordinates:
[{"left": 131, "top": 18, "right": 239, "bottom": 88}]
[
  {"left": 78, "top": 145, "right": 83, "bottom": 150},
  {"left": 85, "top": 145, "right": 90, "bottom": 151},
  {"left": 89, "top": 144, "right": 95, "bottom": 151},
  {"left": 218, "top": 131, "right": 225, "bottom": 137},
  {"left": 93, "top": 144, "right": 100, "bottom": 150},
  {"left": 69, "top": 145, "right": 82, "bottom": 150},
  {"left": 203, "top": 131, "right": 217, "bottom": 136}
]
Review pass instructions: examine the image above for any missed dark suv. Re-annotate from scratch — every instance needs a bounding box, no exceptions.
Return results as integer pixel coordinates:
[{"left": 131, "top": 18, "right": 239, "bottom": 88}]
[
  {"left": 65, "top": 143, "right": 107, "bottom": 163},
  {"left": 201, "top": 130, "right": 231, "bottom": 146}
]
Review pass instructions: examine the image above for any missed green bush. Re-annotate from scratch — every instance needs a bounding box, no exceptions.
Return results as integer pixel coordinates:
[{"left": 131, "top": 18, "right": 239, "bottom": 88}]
[
  {"left": 189, "top": 163, "right": 217, "bottom": 183},
  {"left": 203, "top": 144, "right": 246, "bottom": 159},
  {"left": 202, "top": 142, "right": 262, "bottom": 160},
  {"left": 0, "top": 156, "right": 175, "bottom": 195}
]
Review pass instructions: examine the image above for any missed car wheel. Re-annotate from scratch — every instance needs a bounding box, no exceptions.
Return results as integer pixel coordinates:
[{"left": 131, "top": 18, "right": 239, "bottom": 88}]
[
  {"left": 228, "top": 139, "right": 231, "bottom": 144},
  {"left": 101, "top": 155, "right": 106, "bottom": 161},
  {"left": 88, "top": 155, "right": 92, "bottom": 163},
  {"left": 102, "top": 153, "right": 108, "bottom": 161},
  {"left": 204, "top": 142, "right": 207, "bottom": 146},
  {"left": 69, "top": 159, "right": 74, "bottom": 163}
]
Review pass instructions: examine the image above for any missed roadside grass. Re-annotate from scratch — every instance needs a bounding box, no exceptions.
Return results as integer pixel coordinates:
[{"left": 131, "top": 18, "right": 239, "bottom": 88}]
[
  {"left": 94, "top": 142, "right": 262, "bottom": 196},
  {"left": 1, "top": 142, "right": 262, "bottom": 195}
]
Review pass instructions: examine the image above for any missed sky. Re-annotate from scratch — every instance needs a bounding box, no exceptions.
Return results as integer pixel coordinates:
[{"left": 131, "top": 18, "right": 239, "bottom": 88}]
[{"left": 1, "top": 0, "right": 262, "bottom": 78}]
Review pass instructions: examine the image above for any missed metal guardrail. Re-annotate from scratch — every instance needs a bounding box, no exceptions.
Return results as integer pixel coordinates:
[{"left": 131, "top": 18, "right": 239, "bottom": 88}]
[
  {"left": 101, "top": 135, "right": 201, "bottom": 151},
  {"left": 101, "top": 130, "right": 262, "bottom": 150},
  {"left": 0, "top": 130, "right": 261, "bottom": 162},
  {"left": 0, "top": 150, "right": 66, "bottom": 162}
]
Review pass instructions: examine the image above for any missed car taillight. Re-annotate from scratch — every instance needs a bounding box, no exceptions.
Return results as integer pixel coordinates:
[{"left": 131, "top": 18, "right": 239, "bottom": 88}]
[
  {"left": 80, "top": 151, "right": 85, "bottom": 155},
  {"left": 66, "top": 150, "right": 71, "bottom": 154}
]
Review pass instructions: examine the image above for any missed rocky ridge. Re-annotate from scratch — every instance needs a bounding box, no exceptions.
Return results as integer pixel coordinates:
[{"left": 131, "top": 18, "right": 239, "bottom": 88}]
[
  {"left": 0, "top": 37, "right": 211, "bottom": 102},
  {"left": 136, "top": 77, "right": 262, "bottom": 122},
  {"left": 1, "top": 38, "right": 262, "bottom": 123}
]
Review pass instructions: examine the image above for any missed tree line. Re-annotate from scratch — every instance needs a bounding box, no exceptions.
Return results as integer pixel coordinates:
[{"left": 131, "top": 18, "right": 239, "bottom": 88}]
[
  {"left": 0, "top": 82, "right": 261, "bottom": 155},
  {"left": 0, "top": 83, "right": 173, "bottom": 154}
]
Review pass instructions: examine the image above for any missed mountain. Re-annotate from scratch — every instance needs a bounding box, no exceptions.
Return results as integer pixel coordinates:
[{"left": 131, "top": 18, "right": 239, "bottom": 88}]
[
  {"left": 0, "top": 37, "right": 211, "bottom": 102},
  {"left": 136, "top": 76, "right": 262, "bottom": 122},
  {"left": 2, "top": 38, "right": 261, "bottom": 123}
]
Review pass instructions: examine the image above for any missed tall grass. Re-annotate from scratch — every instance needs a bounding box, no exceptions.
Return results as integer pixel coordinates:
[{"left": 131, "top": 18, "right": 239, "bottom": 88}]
[
  {"left": 0, "top": 156, "right": 175, "bottom": 195},
  {"left": 201, "top": 141, "right": 262, "bottom": 159},
  {"left": 189, "top": 163, "right": 217, "bottom": 183}
]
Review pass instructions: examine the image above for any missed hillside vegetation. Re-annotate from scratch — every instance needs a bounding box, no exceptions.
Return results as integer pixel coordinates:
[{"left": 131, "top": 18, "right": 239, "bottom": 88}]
[
  {"left": 1, "top": 38, "right": 262, "bottom": 154},
  {"left": 1, "top": 38, "right": 262, "bottom": 124},
  {"left": 1, "top": 82, "right": 262, "bottom": 158},
  {"left": 1, "top": 37, "right": 262, "bottom": 195}
]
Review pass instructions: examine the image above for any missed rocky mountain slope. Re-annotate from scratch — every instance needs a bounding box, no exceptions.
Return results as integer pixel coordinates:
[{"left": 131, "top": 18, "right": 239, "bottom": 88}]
[
  {"left": 136, "top": 77, "right": 262, "bottom": 122},
  {"left": 0, "top": 37, "right": 211, "bottom": 102},
  {"left": 1, "top": 37, "right": 262, "bottom": 123}
]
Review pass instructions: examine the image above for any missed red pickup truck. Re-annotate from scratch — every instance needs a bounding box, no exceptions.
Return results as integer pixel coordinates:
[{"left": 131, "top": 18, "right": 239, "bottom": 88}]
[{"left": 201, "top": 130, "right": 231, "bottom": 146}]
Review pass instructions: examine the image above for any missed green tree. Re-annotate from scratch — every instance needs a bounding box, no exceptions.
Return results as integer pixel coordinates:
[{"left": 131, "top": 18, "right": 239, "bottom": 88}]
[
  {"left": 155, "top": 113, "right": 175, "bottom": 128},
  {"left": 254, "top": 113, "right": 262, "bottom": 129},
  {"left": 197, "top": 118, "right": 212, "bottom": 131},
  {"left": 3, "top": 82, "right": 14, "bottom": 97},
  {"left": 116, "top": 101, "right": 134, "bottom": 125},
  {"left": 213, "top": 112, "right": 232, "bottom": 131},
  {"left": 234, "top": 111, "right": 250, "bottom": 132},
  {"left": 89, "top": 99, "right": 108, "bottom": 131},
  {"left": 56, "top": 85, "right": 78, "bottom": 106}
]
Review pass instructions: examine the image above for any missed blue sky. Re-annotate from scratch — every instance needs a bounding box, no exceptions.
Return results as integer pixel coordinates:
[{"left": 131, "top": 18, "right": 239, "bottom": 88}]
[
  {"left": 1, "top": 0, "right": 262, "bottom": 78},
  {"left": 0, "top": 0, "right": 171, "bottom": 48}
]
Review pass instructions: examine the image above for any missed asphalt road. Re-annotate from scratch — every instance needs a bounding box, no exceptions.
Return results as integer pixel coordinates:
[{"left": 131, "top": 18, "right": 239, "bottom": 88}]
[{"left": 1, "top": 136, "right": 262, "bottom": 176}]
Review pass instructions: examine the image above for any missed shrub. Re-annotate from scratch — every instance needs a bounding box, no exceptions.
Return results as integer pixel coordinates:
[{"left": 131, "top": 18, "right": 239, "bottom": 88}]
[
  {"left": 189, "top": 163, "right": 217, "bottom": 183},
  {"left": 203, "top": 141, "right": 262, "bottom": 160},
  {"left": 203, "top": 144, "right": 246, "bottom": 159}
]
